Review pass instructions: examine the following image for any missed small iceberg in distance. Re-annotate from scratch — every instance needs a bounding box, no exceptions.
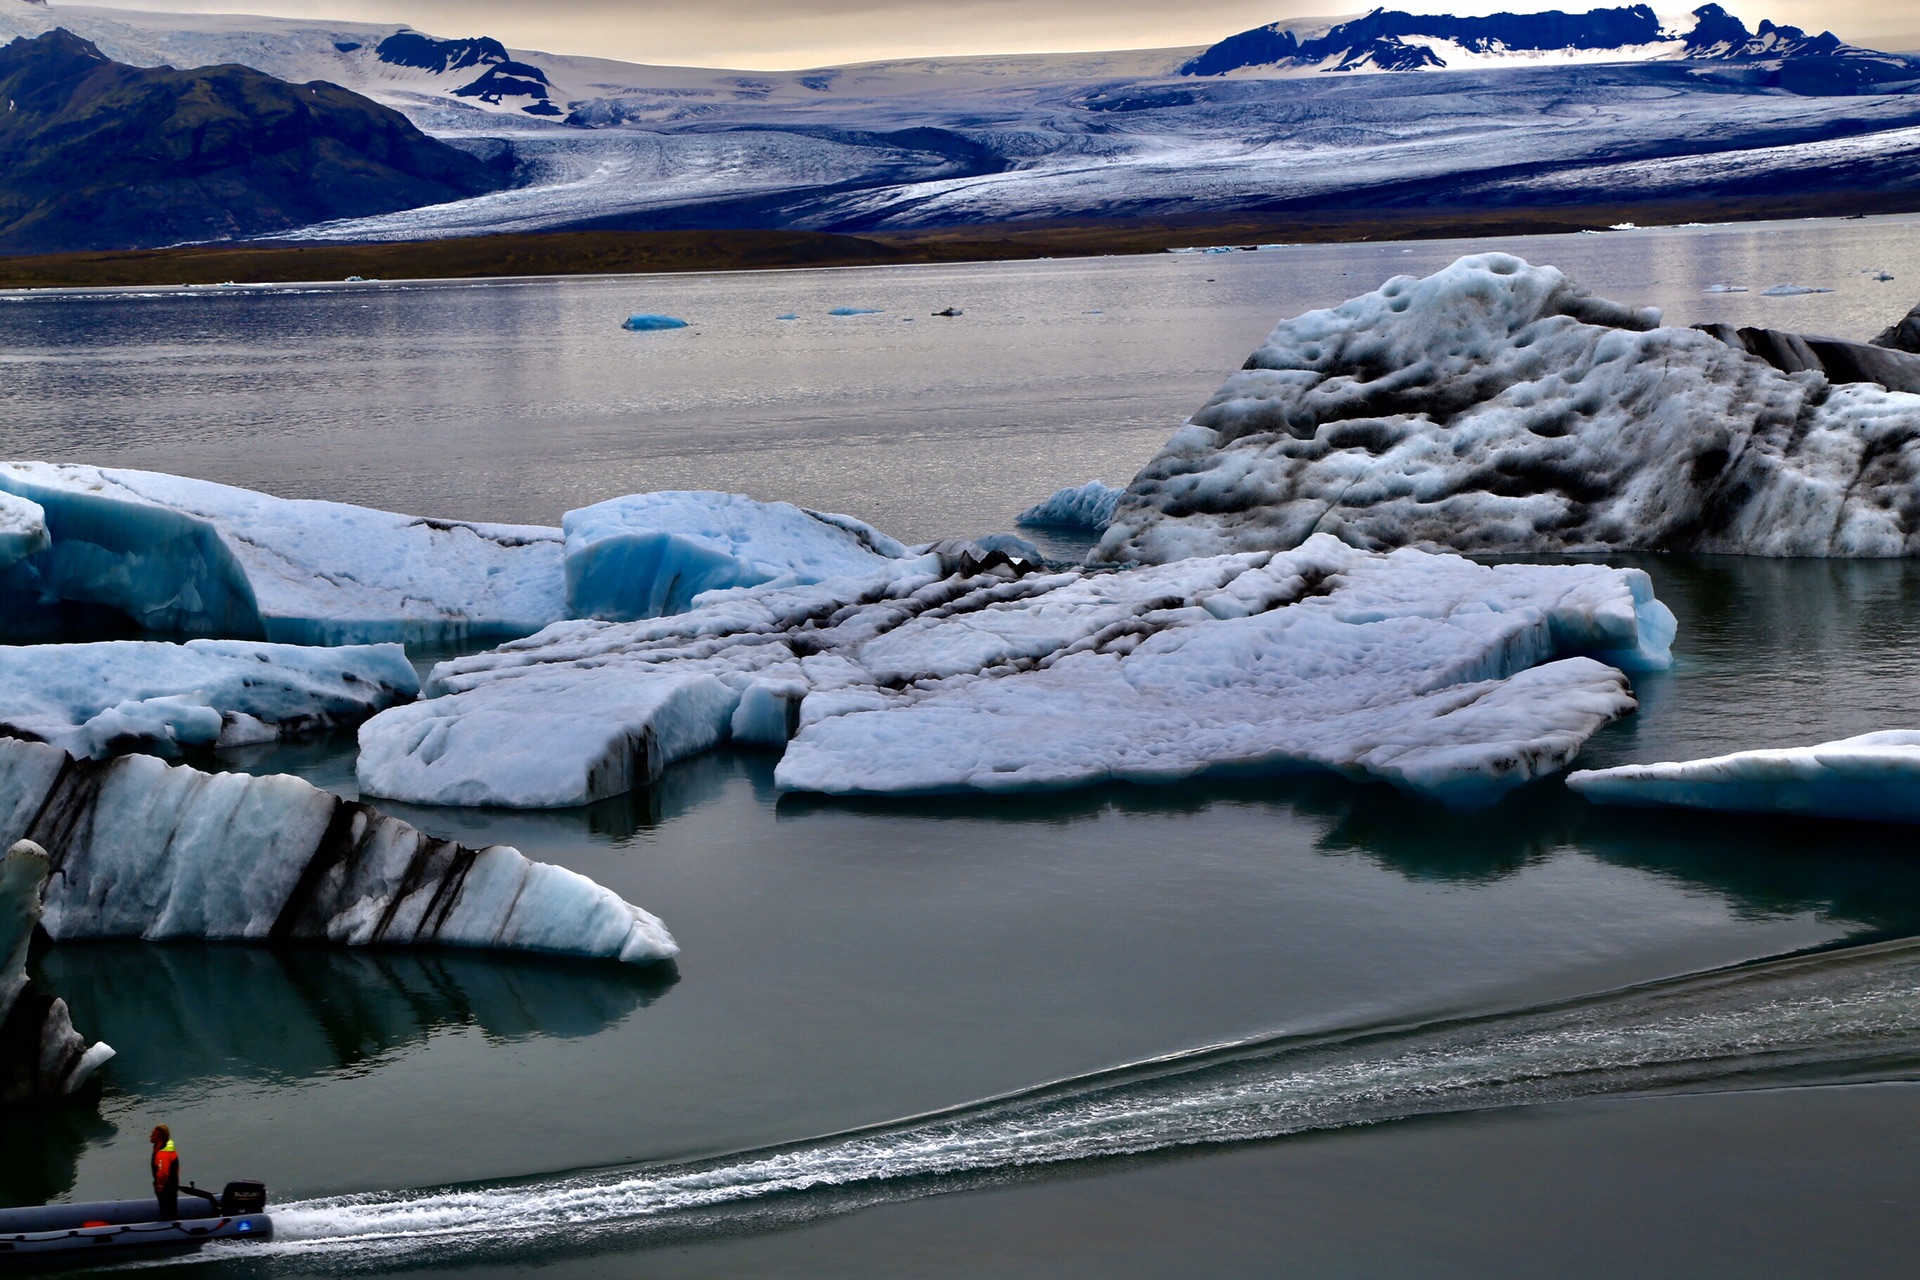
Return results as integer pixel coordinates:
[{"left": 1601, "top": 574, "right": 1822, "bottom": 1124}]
[
  {"left": 622, "top": 314, "right": 689, "bottom": 331},
  {"left": 1568, "top": 731, "right": 1920, "bottom": 826},
  {"left": 1017, "top": 480, "right": 1122, "bottom": 532},
  {"left": 1702, "top": 284, "right": 1748, "bottom": 294},
  {"left": 775, "top": 313, "right": 799, "bottom": 321},
  {"left": 1761, "top": 284, "right": 1832, "bottom": 297},
  {"left": 828, "top": 307, "right": 883, "bottom": 316}
]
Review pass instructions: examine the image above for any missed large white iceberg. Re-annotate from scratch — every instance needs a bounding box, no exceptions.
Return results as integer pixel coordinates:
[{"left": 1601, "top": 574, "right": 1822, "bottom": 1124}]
[
  {"left": 0, "top": 462, "right": 566, "bottom": 645},
  {"left": 0, "top": 639, "right": 418, "bottom": 758},
  {"left": 2, "top": 839, "right": 114, "bottom": 1105},
  {"left": 358, "top": 535, "right": 1673, "bottom": 811},
  {"left": 0, "top": 490, "right": 48, "bottom": 570},
  {"left": 563, "top": 490, "right": 908, "bottom": 622},
  {"left": 1567, "top": 731, "right": 1920, "bottom": 824},
  {"left": 0, "top": 738, "right": 676, "bottom": 965},
  {"left": 1094, "top": 254, "right": 1920, "bottom": 564}
]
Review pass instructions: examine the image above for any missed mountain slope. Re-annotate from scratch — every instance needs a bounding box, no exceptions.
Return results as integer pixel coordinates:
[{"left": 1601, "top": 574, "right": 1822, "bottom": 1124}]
[{"left": 0, "top": 28, "right": 512, "bottom": 253}]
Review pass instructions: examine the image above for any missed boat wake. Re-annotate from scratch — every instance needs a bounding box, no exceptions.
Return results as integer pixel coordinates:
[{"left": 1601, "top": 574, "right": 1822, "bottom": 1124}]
[{"left": 224, "top": 937, "right": 1920, "bottom": 1268}]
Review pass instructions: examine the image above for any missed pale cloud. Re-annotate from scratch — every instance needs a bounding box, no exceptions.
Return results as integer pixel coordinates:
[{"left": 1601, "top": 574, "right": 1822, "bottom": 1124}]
[{"left": 48, "top": 0, "right": 1918, "bottom": 68}]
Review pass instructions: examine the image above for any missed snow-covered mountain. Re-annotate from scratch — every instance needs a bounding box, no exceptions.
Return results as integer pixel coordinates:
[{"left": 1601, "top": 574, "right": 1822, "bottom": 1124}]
[
  {"left": 0, "top": 0, "right": 1916, "bottom": 247},
  {"left": 1179, "top": 5, "right": 1883, "bottom": 77}
]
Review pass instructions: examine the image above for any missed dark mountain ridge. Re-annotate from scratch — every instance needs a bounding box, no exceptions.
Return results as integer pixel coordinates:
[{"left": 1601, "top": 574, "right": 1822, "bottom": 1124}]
[
  {"left": 1182, "top": 5, "right": 1902, "bottom": 78},
  {"left": 0, "top": 28, "right": 514, "bottom": 254}
]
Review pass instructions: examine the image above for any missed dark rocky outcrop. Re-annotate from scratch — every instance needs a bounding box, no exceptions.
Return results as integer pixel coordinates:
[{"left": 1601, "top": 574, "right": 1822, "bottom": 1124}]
[
  {"left": 1874, "top": 303, "right": 1920, "bottom": 355},
  {"left": 0, "top": 28, "right": 514, "bottom": 254}
]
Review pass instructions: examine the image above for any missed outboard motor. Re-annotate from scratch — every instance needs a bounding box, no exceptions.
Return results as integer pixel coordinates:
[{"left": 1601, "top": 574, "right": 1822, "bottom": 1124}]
[{"left": 221, "top": 1181, "right": 268, "bottom": 1215}]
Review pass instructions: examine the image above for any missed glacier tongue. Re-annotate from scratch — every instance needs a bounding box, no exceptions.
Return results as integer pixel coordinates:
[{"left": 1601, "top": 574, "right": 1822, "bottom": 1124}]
[
  {"left": 1094, "top": 253, "right": 1920, "bottom": 564},
  {"left": 1568, "top": 731, "right": 1920, "bottom": 824},
  {"left": 0, "top": 738, "right": 676, "bottom": 965},
  {"left": 2, "top": 839, "right": 114, "bottom": 1106},
  {"left": 563, "top": 491, "right": 909, "bottom": 622},
  {"left": 0, "top": 462, "right": 566, "bottom": 645},
  {"left": 358, "top": 535, "right": 1673, "bottom": 810},
  {"left": 0, "top": 638, "right": 419, "bottom": 759}
]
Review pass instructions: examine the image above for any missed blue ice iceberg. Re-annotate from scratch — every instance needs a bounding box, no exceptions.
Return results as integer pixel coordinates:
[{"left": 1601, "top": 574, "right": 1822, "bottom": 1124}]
[
  {"left": 0, "top": 639, "right": 418, "bottom": 758},
  {"left": 0, "top": 463, "right": 566, "bottom": 645},
  {"left": 1016, "top": 480, "right": 1123, "bottom": 532},
  {"left": 828, "top": 307, "right": 883, "bottom": 316},
  {"left": 562, "top": 490, "right": 910, "bottom": 621},
  {"left": 1568, "top": 731, "right": 1920, "bottom": 824},
  {"left": 621, "top": 313, "right": 688, "bottom": 331}
]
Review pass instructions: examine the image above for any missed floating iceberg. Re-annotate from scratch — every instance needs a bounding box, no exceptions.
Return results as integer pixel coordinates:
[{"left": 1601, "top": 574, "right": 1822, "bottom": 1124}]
[
  {"left": 0, "top": 738, "right": 676, "bottom": 965},
  {"left": 563, "top": 491, "right": 909, "bottom": 622},
  {"left": 1094, "top": 254, "right": 1920, "bottom": 563},
  {"left": 1568, "top": 731, "right": 1920, "bottom": 824},
  {"left": 1015, "top": 480, "right": 1123, "bottom": 533},
  {"left": 621, "top": 314, "right": 688, "bottom": 331},
  {"left": 0, "top": 490, "right": 48, "bottom": 569},
  {"left": 358, "top": 535, "right": 1672, "bottom": 810},
  {"left": 2, "top": 840, "right": 114, "bottom": 1105},
  {"left": 0, "top": 639, "right": 418, "bottom": 759},
  {"left": 0, "top": 463, "right": 566, "bottom": 645},
  {"left": 828, "top": 307, "right": 883, "bottom": 316},
  {"left": 1761, "top": 284, "right": 1831, "bottom": 297}
]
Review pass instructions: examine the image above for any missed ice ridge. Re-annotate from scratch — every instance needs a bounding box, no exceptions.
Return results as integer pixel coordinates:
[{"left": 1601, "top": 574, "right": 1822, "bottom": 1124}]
[
  {"left": 1568, "top": 731, "right": 1920, "bottom": 824},
  {"left": 0, "top": 738, "right": 676, "bottom": 965},
  {"left": 1095, "top": 254, "right": 1920, "bottom": 564},
  {"left": 0, "top": 639, "right": 418, "bottom": 758},
  {"left": 357, "top": 534, "right": 1673, "bottom": 810}
]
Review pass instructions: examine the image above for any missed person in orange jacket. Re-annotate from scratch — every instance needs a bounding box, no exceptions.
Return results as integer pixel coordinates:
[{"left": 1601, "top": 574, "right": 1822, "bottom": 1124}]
[{"left": 150, "top": 1125, "right": 180, "bottom": 1220}]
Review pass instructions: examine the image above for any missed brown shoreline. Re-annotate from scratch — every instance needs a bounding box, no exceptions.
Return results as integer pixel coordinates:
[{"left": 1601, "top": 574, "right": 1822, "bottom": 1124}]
[{"left": 1, "top": 194, "right": 1914, "bottom": 289}]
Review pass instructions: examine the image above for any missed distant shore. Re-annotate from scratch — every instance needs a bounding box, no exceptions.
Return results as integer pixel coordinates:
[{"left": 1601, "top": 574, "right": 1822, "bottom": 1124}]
[{"left": 3, "top": 193, "right": 1916, "bottom": 289}]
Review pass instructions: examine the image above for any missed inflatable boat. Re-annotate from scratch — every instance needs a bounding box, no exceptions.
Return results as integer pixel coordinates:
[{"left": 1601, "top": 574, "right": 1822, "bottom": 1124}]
[{"left": 0, "top": 1181, "right": 271, "bottom": 1264}]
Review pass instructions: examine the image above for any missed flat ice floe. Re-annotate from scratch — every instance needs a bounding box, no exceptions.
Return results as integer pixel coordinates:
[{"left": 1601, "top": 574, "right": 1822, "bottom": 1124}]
[
  {"left": 1568, "top": 731, "right": 1920, "bottom": 824},
  {"left": 1095, "top": 254, "right": 1920, "bottom": 564},
  {"left": 0, "top": 462, "right": 566, "bottom": 645},
  {"left": 1, "top": 839, "right": 113, "bottom": 1104},
  {"left": 0, "top": 738, "right": 676, "bottom": 964},
  {"left": 0, "top": 639, "right": 418, "bottom": 758},
  {"left": 564, "top": 491, "right": 909, "bottom": 621},
  {"left": 358, "top": 535, "right": 1674, "bottom": 811}
]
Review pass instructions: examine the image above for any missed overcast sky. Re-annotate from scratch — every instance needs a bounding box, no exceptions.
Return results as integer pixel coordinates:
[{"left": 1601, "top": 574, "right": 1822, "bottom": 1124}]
[{"left": 55, "top": 0, "right": 1920, "bottom": 68}]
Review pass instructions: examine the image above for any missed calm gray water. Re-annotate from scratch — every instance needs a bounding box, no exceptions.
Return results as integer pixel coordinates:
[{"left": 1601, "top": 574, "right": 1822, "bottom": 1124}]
[{"left": 6, "top": 216, "right": 1920, "bottom": 1276}]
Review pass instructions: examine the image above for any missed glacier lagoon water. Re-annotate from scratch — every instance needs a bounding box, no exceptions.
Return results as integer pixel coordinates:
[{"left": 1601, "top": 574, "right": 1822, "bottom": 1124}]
[{"left": 8, "top": 217, "right": 1920, "bottom": 1274}]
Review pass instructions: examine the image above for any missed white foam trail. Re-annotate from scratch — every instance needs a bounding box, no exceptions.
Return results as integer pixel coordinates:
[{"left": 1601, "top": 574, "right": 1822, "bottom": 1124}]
[{"left": 235, "top": 938, "right": 1920, "bottom": 1266}]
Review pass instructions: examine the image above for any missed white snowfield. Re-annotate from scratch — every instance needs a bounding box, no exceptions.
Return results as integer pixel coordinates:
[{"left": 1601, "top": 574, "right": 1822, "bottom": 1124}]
[
  {"left": 1568, "top": 731, "right": 1920, "bottom": 824},
  {"left": 1095, "top": 254, "right": 1920, "bottom": 565},
  {"left": 1, "top": 840, "right": 114, "bottom": 1105},
  {"left": 0, "top": 490, "right": 48, "bottom": 569},
  {"left": 0, "top": 639, "right": 418, "bottom": 759},
  {"left": 357, "top": 535, "right": 1674, "bottom": 810},
  {"left": 564, "top": 491, "right": 909, "bottom": 621},
  {"left": 0, "top": 463, "right": 566, "bottom": 646},
  {"left": 0, "top": 738, "right": 677, "bottom": 964},
  {"left": 1016, "top": 480, "right": 1123, "bottom": 532}
]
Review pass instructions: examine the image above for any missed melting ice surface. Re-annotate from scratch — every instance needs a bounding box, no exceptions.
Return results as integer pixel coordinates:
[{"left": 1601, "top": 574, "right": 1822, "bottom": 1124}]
[
  {"left": 245, "top": 937, "right": 1920, "bottom": 1266},
  {"left": 357, "top": 534, "right": 1675, "bottom": 810},
  {"left": 0, "top": 639, "right": 417, "bottom": 757},
  {"left": 1570, "top": 731, "right": 1920, "bottom": 825}
]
